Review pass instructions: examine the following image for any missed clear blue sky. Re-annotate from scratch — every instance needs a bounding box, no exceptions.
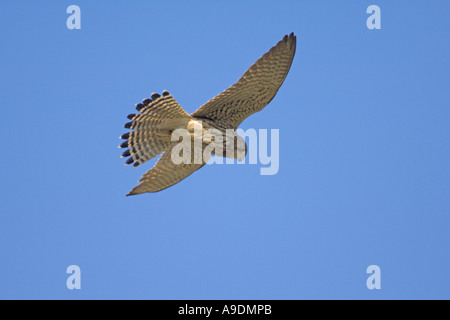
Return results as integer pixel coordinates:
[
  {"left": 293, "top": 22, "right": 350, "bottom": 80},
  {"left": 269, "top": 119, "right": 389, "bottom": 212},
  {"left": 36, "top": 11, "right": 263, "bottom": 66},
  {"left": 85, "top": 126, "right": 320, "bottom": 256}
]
[{"left": 0, "top": 1, "right": 448, "bottom": 299}]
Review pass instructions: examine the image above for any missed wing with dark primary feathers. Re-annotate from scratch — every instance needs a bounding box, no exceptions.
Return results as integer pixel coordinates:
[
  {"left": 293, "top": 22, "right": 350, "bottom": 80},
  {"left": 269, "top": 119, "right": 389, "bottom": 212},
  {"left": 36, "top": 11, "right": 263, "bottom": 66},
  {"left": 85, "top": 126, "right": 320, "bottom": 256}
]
[
  {"left": 126, "top": 142, "right": 207, "bottom": 195},
  {"left": 191, "top": 33, "right": 296, "bottom": 129}
]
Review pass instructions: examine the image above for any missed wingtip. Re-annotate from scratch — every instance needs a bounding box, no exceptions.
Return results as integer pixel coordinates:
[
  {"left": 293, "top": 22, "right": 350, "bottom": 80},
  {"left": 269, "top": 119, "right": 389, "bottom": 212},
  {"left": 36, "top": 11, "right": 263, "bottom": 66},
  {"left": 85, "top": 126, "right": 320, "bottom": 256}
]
[
  {"left": 126, "top": 188, "right": 141, "bottom": 196},
  {"left": 279, "top": 32, "right": 296, "bottom": 48},
  {"left": 286, "top": 32, "right": 297, "bottom": 50},
  {"left": 288, "top": 32, "right": 296, "bottom": 42}
]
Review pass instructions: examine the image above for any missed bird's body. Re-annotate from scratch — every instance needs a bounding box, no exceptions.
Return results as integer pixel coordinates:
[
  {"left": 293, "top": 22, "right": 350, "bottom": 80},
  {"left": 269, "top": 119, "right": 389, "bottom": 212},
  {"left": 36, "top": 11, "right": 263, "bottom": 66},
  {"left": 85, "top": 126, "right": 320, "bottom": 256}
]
[{"left": 120, "top": 33, "right": 297, "bottom": 195}]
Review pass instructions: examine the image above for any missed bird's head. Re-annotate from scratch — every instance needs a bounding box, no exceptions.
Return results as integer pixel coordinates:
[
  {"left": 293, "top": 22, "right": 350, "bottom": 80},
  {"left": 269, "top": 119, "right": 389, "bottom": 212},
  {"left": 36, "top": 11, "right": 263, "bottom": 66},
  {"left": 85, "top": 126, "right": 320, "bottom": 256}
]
[
  {"left": 219, "top": 129, "right": 247, "bottom": 161},
  {"left": 233, "top": 133, "right": 247, "bottom": 161}
]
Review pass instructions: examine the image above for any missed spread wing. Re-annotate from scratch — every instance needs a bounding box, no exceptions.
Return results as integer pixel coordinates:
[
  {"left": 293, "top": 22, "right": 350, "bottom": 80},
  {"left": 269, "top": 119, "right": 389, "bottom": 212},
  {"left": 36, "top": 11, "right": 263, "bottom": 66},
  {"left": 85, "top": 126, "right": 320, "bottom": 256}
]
[
  {"left": 191, "top": 33, "right": 296, "bottom": 129},
  {"left": 126, "top": 143, "right": 208, "bottom": 195}
]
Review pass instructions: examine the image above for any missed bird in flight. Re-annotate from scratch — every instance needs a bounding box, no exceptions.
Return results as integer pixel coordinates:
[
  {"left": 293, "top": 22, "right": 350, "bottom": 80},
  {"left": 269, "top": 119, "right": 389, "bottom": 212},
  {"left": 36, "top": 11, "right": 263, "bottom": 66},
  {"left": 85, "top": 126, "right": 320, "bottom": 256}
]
[{"left": 119, "top": 33, "right": 296, "bottom": 195}]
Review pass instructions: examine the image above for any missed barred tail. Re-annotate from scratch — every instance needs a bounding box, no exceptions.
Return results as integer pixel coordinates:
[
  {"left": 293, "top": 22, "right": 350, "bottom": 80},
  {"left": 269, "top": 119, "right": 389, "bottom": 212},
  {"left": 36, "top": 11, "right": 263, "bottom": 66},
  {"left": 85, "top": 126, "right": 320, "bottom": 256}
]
[{"left": 118, "top": 90, "right": 191, "bottom": 167}]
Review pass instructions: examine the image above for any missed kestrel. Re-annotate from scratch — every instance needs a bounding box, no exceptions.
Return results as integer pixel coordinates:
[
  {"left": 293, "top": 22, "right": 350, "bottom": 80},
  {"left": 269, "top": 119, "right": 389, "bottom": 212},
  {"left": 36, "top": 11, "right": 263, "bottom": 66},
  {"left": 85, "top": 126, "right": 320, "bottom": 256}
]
[{"left": 119, "top": 33, "right": 296, "bottom": 195}]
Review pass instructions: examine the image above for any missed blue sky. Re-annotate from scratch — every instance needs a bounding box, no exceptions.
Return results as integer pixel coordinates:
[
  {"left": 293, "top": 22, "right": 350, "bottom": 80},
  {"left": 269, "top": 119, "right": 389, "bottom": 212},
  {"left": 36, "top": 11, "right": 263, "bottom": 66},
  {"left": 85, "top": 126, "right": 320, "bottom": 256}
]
[{"left": 0, "top": 1, "right": 448, "bottom": 299}]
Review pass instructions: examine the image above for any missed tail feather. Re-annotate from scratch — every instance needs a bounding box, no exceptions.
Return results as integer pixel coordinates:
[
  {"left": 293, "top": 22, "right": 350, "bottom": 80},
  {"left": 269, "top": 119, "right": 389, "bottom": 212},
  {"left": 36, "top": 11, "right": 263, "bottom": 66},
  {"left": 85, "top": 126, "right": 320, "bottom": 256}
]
[{"left": 119, "top": 90, "right": 191, "bottom": 167}]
